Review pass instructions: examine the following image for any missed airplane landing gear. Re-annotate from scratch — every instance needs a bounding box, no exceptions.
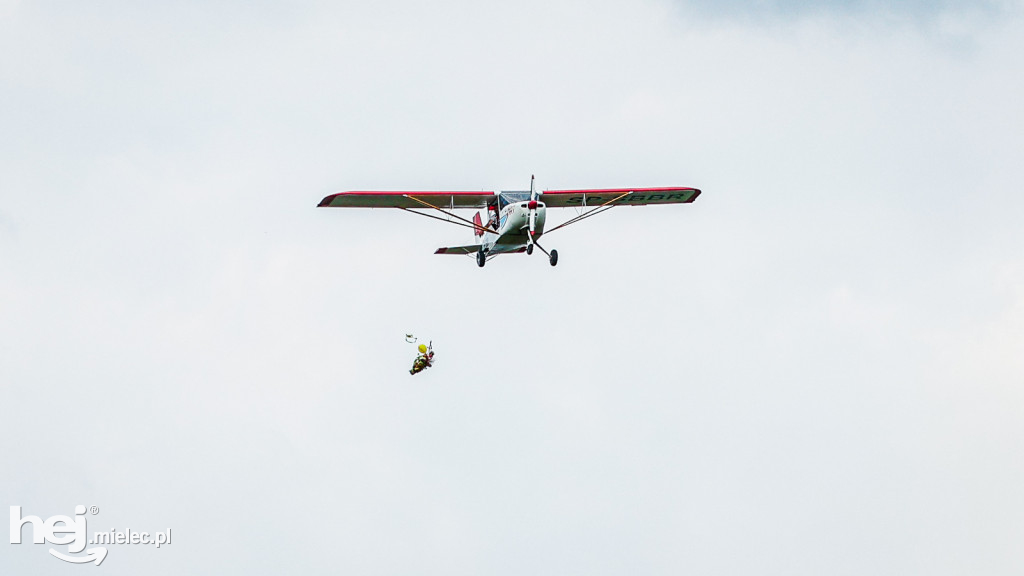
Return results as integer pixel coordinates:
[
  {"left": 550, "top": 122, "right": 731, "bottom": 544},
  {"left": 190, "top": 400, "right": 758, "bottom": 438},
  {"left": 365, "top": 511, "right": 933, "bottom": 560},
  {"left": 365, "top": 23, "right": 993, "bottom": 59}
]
[
  {"left": 476, "top": 250, "right": 486, "bottom": 267},
  {"left": 532, "top": 240, "right": 558, "bottom": 267},
  {"left": 526, "top": 244, "right": 534, "bottom": 255}
]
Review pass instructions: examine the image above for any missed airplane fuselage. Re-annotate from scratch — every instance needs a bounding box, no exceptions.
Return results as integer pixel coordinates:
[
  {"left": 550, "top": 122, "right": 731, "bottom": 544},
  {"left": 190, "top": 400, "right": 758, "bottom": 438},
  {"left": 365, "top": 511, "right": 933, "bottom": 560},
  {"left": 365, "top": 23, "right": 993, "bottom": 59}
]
[{"left": 481, "top": 200, "right": 546, "bottom": 254}]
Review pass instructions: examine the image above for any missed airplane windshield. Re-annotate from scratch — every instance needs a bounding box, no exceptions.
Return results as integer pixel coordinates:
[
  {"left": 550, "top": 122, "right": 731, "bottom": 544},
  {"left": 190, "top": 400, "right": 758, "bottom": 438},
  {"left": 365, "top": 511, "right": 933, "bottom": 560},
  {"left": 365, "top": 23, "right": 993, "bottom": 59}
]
[{"left": 498, "top": 191, "right": 531, "bottom": 209}]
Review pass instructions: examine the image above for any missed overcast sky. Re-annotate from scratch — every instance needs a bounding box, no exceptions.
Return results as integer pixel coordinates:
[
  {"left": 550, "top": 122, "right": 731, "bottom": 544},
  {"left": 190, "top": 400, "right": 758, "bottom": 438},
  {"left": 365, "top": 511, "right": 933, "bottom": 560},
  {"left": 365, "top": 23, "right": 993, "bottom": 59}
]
[{"left": 2, "top": 1, "right": 1023, "bottom": 574}]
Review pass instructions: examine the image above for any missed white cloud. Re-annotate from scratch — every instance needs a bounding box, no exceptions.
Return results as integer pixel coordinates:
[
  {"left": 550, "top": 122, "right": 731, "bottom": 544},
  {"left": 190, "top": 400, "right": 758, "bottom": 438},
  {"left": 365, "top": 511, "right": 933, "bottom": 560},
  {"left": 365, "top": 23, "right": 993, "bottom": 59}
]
[{"left": 2, "top": 1, "right": 1023, "bottom": 574}]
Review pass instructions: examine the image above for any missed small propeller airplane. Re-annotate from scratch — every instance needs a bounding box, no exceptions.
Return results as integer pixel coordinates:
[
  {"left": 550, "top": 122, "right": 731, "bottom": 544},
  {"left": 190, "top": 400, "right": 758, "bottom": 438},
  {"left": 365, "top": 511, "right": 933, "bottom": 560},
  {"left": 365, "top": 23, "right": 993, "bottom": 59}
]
[{"left": 318, "top": 176, "right": 701, "bottom": 267}]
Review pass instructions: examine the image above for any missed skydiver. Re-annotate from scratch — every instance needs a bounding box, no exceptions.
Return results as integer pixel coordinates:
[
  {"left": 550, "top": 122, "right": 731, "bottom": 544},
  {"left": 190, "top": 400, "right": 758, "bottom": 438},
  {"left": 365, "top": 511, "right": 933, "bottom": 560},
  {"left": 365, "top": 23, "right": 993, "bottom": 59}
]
[{"left": 410, "top": 343, "right": 434, "bottom": 375}]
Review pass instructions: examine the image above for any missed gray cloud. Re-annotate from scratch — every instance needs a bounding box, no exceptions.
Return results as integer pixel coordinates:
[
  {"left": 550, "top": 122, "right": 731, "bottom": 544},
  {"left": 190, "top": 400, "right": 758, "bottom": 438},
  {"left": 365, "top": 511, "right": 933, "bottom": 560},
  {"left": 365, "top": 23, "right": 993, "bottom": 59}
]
[{"left": 677, "top": 0, "right": 1016, "bottom": 21}]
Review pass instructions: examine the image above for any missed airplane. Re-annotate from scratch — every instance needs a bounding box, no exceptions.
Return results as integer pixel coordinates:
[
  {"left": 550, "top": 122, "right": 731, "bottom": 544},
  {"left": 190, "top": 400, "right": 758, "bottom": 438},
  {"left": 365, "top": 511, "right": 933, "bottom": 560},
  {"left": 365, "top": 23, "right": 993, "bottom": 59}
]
[{"left": 317, "top": 176, "right": 701, "bottom": 267}]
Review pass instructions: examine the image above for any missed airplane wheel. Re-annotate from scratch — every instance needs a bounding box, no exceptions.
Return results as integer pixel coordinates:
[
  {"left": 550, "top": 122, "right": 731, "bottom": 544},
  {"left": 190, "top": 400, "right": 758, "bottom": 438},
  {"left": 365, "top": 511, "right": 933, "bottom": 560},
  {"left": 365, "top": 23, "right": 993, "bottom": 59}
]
[
  {"left": 477, "top": 251, "right": 486, "bottom": 267},
  {"left": 527, "top": 244, "right": 534, "bottom": 255},
  {"left": 549, "top": 249, "right": 558, "bottom": 267}
]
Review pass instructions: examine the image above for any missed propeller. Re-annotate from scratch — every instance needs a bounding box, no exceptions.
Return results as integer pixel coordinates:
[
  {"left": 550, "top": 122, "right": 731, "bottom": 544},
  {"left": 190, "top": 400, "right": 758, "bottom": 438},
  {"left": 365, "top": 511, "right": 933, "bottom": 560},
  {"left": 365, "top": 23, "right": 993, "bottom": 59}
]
[{"left": 528, "top": 175, "right": 538, "bottom": 243}]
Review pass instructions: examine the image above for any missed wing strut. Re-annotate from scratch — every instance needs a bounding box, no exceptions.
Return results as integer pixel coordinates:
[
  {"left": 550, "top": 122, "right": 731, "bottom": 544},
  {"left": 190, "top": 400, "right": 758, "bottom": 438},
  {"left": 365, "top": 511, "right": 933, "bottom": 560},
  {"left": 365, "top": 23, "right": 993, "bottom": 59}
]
[
  {"left": 543, "top": 190, "right": 633, "bottom": 235},
  {"left": 398, "top": 207, "right": 486, "bottom": 234},
  {"left": 405, "top": 195, "right": 486, "bottom": 230},
  {"left": 397, "top": 194, "right": 488, "bottom": 234}
]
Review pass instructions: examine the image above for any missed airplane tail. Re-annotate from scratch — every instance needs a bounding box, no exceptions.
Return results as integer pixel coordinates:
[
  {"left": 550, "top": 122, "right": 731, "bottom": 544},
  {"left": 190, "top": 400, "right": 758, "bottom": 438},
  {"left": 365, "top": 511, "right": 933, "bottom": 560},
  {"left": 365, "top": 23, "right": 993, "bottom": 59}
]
[{"left": 473, "top": 211, "right": 484, "bottom": 238}]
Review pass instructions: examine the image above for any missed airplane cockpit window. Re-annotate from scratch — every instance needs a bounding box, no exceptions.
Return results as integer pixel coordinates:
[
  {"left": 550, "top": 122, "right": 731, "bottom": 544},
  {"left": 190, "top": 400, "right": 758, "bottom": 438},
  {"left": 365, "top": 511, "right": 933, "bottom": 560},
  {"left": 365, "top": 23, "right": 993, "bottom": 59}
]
[{"left": 498, "top": 192, "right": 531, "bottom": 209}]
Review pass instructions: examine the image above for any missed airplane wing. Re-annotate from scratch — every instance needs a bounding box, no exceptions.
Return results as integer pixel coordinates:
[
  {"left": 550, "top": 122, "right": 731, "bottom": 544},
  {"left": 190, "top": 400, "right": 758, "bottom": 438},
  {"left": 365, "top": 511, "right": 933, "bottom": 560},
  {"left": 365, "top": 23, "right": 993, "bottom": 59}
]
[
  {"left": 319, "top": 191, "right": 496, "bottom": 209},
  {"left": 539, "top": 187, "right": 701, "bottom": 208},
  {"left": 434, "top": 244, "right": 482, "bottom": 255}
]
